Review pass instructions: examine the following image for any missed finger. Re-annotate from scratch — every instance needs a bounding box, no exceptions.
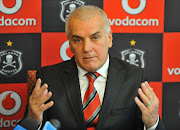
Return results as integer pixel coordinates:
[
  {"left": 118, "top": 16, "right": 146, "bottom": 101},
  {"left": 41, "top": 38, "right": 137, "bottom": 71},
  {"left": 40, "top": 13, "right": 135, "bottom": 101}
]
[
  {"left": 141, "top": 83, "right": 153, "bottom": 100},
  {"left": 38, "top": 91, "right": 53, "bottom": 105},
  {"left": 138, "top": 88, "right": 150, "bottom": 105},
  {"left": 38, "top": 83, "right": 48, "bottom": 95},
  {"left": 134, "top": 96, "right": 147, "bottom": 112},
  {"left": 32, "top": 83, "right": 48, "bottom": 98},
  {"left": 34, "top": 78, "right": 41, "bottom": 91},
  {"left": 42, "top": 88, "right": 48, "bottom": 96},
  {"left": 144, "top": 81, "right": 157, "bottom": 100},
  {"left": 144, "top": 81, "right": 153, "bottom": 93},
  {"left": 144, "top": 81, "right": 157, "bottom": 98},
  {"left": 40, "top": 101, "right": 54, "bottom": 112}
]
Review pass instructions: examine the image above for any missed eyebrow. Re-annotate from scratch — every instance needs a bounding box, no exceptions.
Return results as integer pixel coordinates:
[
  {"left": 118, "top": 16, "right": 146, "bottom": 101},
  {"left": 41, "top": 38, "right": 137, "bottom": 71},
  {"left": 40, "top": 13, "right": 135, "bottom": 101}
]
[
  {"left": 72, "top": 35, "right": 82, "bottom": 39},
  {"left": 91, "top": 31, "right": 101, "bottom": 36},
  {"left": 72, "top": 31, "right": 102, "bottom": 39}
]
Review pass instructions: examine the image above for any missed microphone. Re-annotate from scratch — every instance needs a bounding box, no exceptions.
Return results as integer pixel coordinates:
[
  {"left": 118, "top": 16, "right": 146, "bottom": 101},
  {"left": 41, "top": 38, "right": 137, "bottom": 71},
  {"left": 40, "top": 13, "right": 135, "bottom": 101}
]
[
  {"left": 13, "top": 117, "right": 39, "bottom": 130},
  {"left": 42, "top": 119, "right": 61, "bottom": 130}
]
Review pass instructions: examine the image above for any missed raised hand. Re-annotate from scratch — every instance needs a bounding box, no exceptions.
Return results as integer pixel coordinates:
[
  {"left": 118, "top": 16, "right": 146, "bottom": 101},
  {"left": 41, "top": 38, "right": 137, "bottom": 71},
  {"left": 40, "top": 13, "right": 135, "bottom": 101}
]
[
  {"left": 135, "top": 81, "right": 159, "bottom": 129},
  {"left": 28, "top": 78, "right": 54, "bottom": 124}
]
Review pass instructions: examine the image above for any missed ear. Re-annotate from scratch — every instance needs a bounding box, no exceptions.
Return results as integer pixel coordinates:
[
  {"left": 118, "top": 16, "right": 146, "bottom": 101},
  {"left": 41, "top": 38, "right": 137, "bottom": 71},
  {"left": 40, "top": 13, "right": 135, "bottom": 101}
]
[{"left": 108, "top": 30, "right": 113, "bottom": 48}]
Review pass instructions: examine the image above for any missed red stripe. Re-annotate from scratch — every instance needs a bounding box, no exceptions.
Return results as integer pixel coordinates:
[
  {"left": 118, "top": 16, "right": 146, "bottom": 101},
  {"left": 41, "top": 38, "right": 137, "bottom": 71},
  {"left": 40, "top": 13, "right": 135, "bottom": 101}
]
[
  {"left": 83, "top": 83, "right": 94, "bottom": 103},
  {"left": 84, "top": 95, "right": 100, "bottom": 121}
]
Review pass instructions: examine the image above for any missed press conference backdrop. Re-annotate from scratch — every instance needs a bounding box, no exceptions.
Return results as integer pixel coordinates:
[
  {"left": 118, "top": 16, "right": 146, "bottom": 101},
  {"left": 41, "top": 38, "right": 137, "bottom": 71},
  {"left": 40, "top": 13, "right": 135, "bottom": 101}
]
[{"left": 0, "top": 0, "right": 180, "bottom": 129}]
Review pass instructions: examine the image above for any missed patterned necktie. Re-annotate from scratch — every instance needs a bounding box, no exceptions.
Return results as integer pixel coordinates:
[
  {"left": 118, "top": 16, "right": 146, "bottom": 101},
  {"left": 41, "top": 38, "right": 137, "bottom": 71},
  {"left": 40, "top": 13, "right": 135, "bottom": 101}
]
[{"left": 83, "top": 72, "right": 101, "bottom": 127}]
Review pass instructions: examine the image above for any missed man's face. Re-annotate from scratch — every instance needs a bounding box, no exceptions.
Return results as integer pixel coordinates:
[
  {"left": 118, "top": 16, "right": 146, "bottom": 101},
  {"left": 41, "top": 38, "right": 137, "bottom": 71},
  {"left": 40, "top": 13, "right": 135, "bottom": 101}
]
[{"left": 68, "top": 15, "right": 113, "bottom": 72}]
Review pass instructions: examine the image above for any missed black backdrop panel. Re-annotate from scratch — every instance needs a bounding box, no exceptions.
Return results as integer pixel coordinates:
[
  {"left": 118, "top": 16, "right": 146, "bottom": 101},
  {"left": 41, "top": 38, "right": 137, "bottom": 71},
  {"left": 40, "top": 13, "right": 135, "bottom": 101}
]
[
  {"left": 164, "top": 0, "right": 180, "bottom": 32},
  {"left": 109, "top": 33, "right": 163, "bottom": 81},
  {"left": 0, "top": 34, "right": 41, "bottom": 83},
  {"left": 163, "top": 82, "right": 180, "bottom": 130},
  {"left": 42, "top": 0, "right": 103, "bottom": 32}
]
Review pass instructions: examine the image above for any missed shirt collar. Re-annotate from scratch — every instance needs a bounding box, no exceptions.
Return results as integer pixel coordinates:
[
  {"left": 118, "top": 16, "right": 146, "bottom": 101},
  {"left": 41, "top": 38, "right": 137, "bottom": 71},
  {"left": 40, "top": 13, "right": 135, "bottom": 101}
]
[{"left": 77, "top": 55, "right": 109, "bottom": 79}]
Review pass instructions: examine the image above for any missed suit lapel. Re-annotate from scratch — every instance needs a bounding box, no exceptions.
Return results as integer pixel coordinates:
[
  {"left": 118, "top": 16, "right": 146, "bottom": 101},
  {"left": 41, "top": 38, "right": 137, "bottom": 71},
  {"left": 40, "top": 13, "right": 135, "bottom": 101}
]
[
  {"left": 96, "top": 57, "right": 125, "bottom": 129},
  {"left": 62, "top": 58, "right": 86, "bottom": 129}
]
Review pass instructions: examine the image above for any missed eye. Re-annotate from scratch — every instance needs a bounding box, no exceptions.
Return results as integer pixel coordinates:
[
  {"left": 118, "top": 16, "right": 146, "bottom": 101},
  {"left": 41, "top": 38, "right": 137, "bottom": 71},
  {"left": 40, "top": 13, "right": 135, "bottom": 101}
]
[
  {"left": 92, "top": 35, "right": 100, "bottom": 40},
  {"left": 73, "top": 38, "right": 81, "bottom": 43}
]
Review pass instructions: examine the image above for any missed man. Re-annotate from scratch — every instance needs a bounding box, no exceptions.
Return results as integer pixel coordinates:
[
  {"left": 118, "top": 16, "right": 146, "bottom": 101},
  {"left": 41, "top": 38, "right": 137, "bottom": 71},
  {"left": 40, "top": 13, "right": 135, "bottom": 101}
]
[{"left": 25, "top": 5, "right": 165, "bottom": 130}]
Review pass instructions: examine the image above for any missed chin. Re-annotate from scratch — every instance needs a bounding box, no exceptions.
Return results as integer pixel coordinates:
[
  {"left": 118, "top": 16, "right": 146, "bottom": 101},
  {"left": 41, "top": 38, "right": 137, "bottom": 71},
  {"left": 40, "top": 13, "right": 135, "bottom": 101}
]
[{"left": 83, "top": 66, "right": 99, "bottom": 72}]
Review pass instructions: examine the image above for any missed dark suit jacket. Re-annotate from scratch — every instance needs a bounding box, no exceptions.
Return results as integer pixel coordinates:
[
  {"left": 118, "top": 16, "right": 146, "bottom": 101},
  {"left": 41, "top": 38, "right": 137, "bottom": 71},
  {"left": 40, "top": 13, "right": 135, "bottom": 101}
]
[{"left": 24, "top": 56, "right": 165, "bottom": 130}]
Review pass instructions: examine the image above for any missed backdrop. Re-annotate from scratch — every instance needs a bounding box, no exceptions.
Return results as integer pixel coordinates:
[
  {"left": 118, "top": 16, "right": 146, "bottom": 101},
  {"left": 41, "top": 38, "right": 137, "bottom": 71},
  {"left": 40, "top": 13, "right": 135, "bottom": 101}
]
[{"left": 0, "top": 0, "right": 180, "bottom": 129}]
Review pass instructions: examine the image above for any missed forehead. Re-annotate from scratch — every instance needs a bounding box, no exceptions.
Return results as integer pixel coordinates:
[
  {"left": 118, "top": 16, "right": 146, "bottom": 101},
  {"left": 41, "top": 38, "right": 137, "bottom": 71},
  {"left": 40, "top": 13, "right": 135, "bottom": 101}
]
[{"left": 68, "top": 15, "right": 105, "bottom": 37}]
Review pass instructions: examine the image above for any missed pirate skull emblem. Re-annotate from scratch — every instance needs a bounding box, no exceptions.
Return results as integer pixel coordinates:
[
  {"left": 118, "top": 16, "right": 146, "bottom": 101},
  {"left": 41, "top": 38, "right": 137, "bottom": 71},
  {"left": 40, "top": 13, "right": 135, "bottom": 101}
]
[
  {"left": 126, "top": 53, "right": 139, "bottom": 66},
  {"left": 6, "top": 55, "right": 13, "bottom": 63},
  {"left": 66, "top": 4, "right": 76, "bottom": 13},
  {"left": 2, "top": 54, "right": 16, "bottom": 68},
  {"left": 129, "top": 53, "right": 136, "bottom": 61}
]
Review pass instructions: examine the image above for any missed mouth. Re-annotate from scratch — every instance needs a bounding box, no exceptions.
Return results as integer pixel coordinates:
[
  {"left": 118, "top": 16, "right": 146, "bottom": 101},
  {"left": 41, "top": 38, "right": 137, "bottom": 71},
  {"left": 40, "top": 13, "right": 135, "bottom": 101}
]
[{"left": 83, "top": 56, "right": 96, "bottom": 60}]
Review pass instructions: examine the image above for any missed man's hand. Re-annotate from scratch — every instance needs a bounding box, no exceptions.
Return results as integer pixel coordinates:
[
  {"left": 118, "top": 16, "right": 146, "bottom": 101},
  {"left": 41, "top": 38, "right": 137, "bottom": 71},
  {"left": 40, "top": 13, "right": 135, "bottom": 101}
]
[
  {"left": 135, "top": 81, "right": 159, "bottom": 129},
  {"left": 28, "top": 78, "right": 54, "bottom": 124}
]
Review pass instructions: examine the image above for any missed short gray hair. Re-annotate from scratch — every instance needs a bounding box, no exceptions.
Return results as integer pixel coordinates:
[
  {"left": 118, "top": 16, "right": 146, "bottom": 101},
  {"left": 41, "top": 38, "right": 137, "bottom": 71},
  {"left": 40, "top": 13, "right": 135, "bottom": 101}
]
[{"left": 65, "top": 5, "right": 111, "bottom": 38}]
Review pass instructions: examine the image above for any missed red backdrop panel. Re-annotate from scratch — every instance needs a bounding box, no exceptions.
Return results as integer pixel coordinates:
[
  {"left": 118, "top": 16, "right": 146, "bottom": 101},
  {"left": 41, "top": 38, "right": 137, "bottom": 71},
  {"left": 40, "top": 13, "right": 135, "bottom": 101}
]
[
  {"left": 104, "top": 0, "right": 164, "bottom": 33},
  {"left": 0, "top": 0, "right": 42, "bottom": 33},
  {"left": 41, "top": 33, "right": 74, "bottom": 67},
  {"left": 163, "top": 33, "right": 180, "bottom": 82},
  {"left": 0, "top": 83, "right": 27, "bottom": 130}
]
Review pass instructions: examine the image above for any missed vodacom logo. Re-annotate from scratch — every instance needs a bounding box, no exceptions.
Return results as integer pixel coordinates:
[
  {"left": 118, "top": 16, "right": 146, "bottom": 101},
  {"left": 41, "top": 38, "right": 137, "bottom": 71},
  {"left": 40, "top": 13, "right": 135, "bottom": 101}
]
[
  {"left": 0, "top": 0, "right": 22, "bottom": 14},
  {"left": 0, "top": 0, "right": 37, "bottom": 27},
  {"left": 122, "top": 0, "right": 146, "bottom": 15},
  {"left": 60, "top": 40, "right": 74, "bottom": 61},
  {"left": 109, "top": 0, "right": 159, "bottom": 27},
  {"left": 0, "top": 91, "right": 21, "bottom": 116}
]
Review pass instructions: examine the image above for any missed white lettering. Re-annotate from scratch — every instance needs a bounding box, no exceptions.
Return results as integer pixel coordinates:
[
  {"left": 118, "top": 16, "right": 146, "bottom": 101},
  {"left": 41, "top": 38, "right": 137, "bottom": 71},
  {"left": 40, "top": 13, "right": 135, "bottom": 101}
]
[
  {"left": 136, "top": 19, "right": 141, "bottom": 26},
  {"left": 115, "top": 19, "right": 121, "bottom": 26},
  {"left": 168, "top": 68, "right": 180, "bottom": 75},
  {"left": 174, "top": 68, "right": 180, "bottom": 75},
  {"left": 109, "top": 17, "right": 159, "bottom": 27},
  {"left": 129, "top": 19, "right": 135, "bottom": 26},
  {"left": 26, "top": 18, "right": 36, "bottom": 26},
  {"left": 142, "top": 19, "right": 148, "bottom": 26},
  {"left": 0, "top": 118, "right": 21, "bottom": 127},
  {"left": 109, "top": 19, "right": 115, "bottom": 26},
  {"left": 12, "top": 19, "right": 18, "bottom": 26},
  {"left": 122, "top": 16, "right": 129, "bottom": 26},
  {"left": 0, "top": 16, "right": 36, "bottom": 26},
  {"left": 4, "top": 18, "right": 11, "bottom": 26},
  {"left": 19, "top": 18, "right": 25, "bottom": 26},
  {"left": 149, "top": 19, "right": 159, "bottom": 26}
]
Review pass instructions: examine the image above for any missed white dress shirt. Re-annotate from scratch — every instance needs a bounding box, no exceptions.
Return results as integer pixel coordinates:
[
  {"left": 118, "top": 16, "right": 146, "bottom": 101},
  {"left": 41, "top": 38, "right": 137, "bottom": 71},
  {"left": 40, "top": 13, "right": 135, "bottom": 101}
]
[{"left": 77, "top": 55, "right": 109, "bottom": 104}]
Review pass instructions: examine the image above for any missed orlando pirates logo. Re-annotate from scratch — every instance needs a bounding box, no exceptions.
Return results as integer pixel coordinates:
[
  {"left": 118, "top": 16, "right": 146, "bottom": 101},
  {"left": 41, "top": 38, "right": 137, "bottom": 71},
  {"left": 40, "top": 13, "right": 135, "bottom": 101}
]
[
  {"left": 60, "top": 0, "right": 85, "bottom": 22},
  {"left": 121, "top": 49, "right": 145, "bottom": 68},
  {"left": 0, "top": 49, "right": 23, "bottom": 77}
]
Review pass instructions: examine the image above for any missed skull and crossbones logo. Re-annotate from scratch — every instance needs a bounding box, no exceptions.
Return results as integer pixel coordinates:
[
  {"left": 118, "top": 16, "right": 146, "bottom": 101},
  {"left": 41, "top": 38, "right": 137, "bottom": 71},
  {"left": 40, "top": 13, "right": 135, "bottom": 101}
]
[
  {"left": 66, "top": 4, "right": 76, "bottom": 13},
  {"left": 66, "top": 4, "right": 76, "bottom": 18},
  {"left": 126, "top": 53, "right": 139, "bottom": 66},
  {"left": 2, "top": 54, "right": 16, "bottom": 69}
]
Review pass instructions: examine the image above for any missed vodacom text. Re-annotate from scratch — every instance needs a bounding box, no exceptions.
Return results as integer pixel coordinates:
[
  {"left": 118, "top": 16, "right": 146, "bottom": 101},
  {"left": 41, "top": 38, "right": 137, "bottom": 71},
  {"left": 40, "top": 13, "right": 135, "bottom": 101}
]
[
  {"left": 0, "top": 0, "right": 37, "bottom": 26},
  {"left": 168, "top": 68, "right": 180, "bottom": 75},
  {"left": 0, "top": 118, "right": 21, "bottom": 128},
  {"left": 109, "top": 0, "right": 159, "bottom": 27},
  {"left": 109, "top": 16, "right": 159, "bottom": 27}
]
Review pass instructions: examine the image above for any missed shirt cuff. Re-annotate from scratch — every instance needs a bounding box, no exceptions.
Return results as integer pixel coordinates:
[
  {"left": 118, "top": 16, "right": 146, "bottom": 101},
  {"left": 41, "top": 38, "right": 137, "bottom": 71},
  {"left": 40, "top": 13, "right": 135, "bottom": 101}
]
[{"left": 144, "top": 116, "right": 159, "bottom": 130}]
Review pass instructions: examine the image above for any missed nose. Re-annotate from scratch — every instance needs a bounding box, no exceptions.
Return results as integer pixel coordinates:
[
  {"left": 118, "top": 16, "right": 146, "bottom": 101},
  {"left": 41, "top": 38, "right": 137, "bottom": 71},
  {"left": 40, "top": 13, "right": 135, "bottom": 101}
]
[{"left": 83, "top": 39, "right": 92, "bottom": 52}]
